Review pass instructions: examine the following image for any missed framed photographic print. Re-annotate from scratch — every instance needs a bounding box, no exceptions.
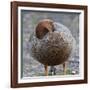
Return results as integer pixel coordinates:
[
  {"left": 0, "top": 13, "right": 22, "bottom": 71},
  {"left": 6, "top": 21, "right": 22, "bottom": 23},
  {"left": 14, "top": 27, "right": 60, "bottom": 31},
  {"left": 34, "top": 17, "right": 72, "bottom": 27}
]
[{"left": 11, "top": 1, "right": 88, "bottom": 88}]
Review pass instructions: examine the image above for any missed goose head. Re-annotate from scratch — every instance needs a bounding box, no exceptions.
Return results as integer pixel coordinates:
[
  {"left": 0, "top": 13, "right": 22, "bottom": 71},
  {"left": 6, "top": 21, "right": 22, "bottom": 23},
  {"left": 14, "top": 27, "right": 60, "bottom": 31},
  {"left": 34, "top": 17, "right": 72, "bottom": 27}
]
[{"left": 36, "top": 19, "right": 54, "bottom": 39}]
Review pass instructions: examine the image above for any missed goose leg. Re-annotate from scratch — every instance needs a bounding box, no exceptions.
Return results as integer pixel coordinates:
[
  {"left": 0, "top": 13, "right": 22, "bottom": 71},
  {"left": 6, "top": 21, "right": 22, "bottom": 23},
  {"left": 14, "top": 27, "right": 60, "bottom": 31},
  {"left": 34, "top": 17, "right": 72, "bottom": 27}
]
[
  {"left": 44, "top": 65, "right": 48, "bottom": 76},
  {"left": 63, "top": 63, "right": 66, "bottom": 75}
]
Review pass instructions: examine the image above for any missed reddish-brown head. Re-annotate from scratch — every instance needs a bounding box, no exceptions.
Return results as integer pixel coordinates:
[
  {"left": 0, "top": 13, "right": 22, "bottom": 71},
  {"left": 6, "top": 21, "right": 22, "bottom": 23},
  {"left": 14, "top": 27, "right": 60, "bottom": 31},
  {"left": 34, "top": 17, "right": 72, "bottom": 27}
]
[{"left": 36, "top": 19, "right": 54, "bottom": 39}]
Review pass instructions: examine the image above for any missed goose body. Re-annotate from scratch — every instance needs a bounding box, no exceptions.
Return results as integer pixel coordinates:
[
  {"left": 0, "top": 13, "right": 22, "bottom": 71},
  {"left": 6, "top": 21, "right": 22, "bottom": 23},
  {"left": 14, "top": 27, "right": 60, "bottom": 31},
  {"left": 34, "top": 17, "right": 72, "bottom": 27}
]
[{"left": 30, "top": 19, "right": 75, "bottom": 66}]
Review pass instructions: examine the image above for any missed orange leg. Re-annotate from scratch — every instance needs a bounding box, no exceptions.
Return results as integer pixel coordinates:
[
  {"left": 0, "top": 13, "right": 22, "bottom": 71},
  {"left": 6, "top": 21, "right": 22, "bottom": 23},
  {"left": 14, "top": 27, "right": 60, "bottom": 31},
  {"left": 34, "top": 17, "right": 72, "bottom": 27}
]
[
  {"left": 63, "top": 63, "right": 66, "bottom": 75},
  {"left": 44, "top": 65, "right": 48, "bottom": 76}
]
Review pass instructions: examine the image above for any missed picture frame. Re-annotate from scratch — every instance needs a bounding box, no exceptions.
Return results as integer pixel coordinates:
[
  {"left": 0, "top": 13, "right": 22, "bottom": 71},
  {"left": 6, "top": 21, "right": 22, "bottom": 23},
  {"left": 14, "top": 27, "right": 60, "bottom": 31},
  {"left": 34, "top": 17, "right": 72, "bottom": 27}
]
[{"left": 11, "top": 1, "right": 88, "bottom": 88}]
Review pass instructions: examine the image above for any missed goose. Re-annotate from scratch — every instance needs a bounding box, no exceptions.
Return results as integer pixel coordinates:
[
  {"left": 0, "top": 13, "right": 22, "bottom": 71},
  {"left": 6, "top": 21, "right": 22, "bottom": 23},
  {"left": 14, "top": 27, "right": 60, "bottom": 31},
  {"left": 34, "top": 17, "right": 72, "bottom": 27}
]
[{"left": 29, "top": 19, "right": 75, "bottom": 76}]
